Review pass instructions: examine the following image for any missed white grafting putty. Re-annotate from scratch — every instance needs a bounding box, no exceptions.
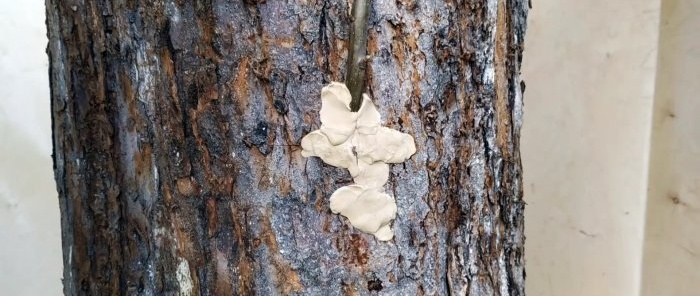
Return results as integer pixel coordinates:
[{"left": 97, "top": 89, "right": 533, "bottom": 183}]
[{"left": 301, "top": 82, "right": 416, "bottom": 241}]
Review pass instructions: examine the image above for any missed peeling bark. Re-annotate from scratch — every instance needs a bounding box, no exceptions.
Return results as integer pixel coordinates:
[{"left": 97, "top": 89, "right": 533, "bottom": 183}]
[{"left": 47, "top": 0, "right": 528, "bottom": 295}]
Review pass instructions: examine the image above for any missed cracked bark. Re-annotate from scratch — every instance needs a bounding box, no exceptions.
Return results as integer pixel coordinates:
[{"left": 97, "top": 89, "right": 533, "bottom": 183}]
[{"left": 47, "top": 0, "right": 528, "bottom": 295}]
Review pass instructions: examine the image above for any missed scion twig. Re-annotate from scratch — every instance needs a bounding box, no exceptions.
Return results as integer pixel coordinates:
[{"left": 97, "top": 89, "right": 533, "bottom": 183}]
[{"left": 346, "top": 0, "right": 370, "bottom": 112}]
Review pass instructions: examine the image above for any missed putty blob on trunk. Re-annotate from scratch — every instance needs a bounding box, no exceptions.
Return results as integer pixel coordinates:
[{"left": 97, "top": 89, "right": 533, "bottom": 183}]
[{"left": 300, "top": 82, "right": 416, "bottom": 241}]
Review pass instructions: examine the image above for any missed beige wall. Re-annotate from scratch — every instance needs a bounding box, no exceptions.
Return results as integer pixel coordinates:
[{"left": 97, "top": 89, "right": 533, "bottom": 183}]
[
  {"left": 1, "top": 0, "right": 698, "bottom": 295},
  {"left": 641, "top": 0, "right": 700, "bottom": 294},
  {"left": 521, "top": 0, "right": 660, "bottom": 295}
]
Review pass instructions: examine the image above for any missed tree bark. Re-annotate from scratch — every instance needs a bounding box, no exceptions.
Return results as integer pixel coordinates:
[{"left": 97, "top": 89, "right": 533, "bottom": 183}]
[{"left": 47, "top": 0, "right": 527, "bottom": 295}]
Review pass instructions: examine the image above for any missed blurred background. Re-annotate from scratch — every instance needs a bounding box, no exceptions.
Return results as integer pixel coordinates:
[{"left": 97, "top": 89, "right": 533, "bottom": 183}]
[{"left": 1, "top": 0, "right": 698, "bottom": 295}]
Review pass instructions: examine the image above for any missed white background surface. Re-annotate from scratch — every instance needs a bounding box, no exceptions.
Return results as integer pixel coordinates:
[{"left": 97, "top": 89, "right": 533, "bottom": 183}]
[
  {"left": 521, "top": 0, "right": 659, "bottom": 295},
  {"left": 0, "top": 1, "right": 63, "bottom": 295},
  {"left": 1, "top": 0, "right": 699, "bottom": 295}
]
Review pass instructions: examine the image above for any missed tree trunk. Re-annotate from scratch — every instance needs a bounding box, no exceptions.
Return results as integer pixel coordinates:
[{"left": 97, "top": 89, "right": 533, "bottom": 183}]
[{"left": 47, "top": 0, "right": 528, "bottom": 295}]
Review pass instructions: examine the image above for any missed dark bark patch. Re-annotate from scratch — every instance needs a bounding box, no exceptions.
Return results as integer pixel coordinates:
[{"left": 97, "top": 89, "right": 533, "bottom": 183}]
[
  {"left": 259, "top": 213, "right": 304, "bottom": 294},
  {"left": 206, "top": 198, "right": 218, "bottom": 238},
  {"left": 367, "top": 278, "right": 383, "bottom": 291},
  {"left": 243, "top": 121, "right": 272, "bottom": 155},
  {"left": 277, "top": 178, "right": 291, "bottom": 197},
  {"left": 446, "top": 198, "right": 464, "bottom": 232},
  {"left": 231, "top": 57, "right": 251, "bottom": 107},
  {"left": 230, "top": 207, "right": 254, "bottom": 295},
  {"left": 421, "top": 102, "right": 439, "bottom": 136},
  {"left": 273, "top": 99, "right": 288, "bottom": 115},
  {"left": 176, "top": 177, "right": 198, "bottom": 196},
  {"left": 346, "top": 234, "right": 369, "bottom": 267},
  {"left": 494, "top": 0, "right": 514, "bottom": 158}
]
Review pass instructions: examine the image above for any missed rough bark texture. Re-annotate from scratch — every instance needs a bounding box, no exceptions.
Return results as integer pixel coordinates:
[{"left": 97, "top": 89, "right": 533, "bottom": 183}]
[{"left": 47, "top": 0, "right": 527, "bottom": 295}]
